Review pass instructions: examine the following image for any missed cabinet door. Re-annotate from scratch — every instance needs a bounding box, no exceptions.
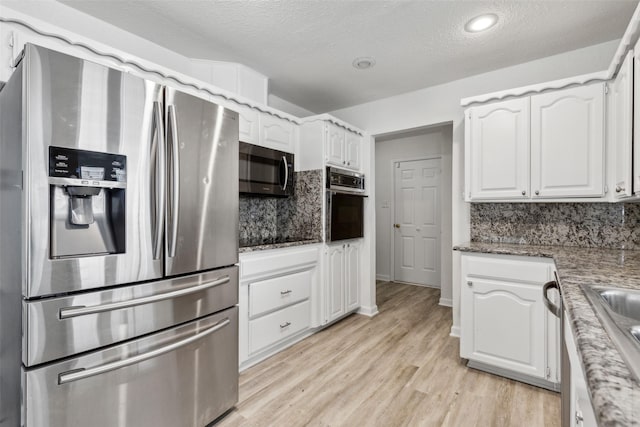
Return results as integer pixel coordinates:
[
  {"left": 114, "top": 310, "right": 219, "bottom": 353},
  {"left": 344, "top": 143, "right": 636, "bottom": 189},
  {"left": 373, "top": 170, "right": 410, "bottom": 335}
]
[
  {"left": 344, "top": 132, "right": 362, "bottom": 170},
  {"left": 345, "top": 242, "right": 360, "bottom": 312},
  {"left": 531, "top": 84, "right": 605, "bottom": 198},
  {"left": 634, "top": 39, "right": 640, "bottom": 194},
  {"left": 468, "top": 98, "right": 530, "bottom": 200},
  {"left": 237, "top": 105, "right": 260, "bottom": 145},
  {"left": 461, "top": 278, "right": 546, "bottom": 379},
  {"left": 259, "top": 114, "right": 295, "bottom": 152},
  {"left": 612, "top": 50, "right": 634, "bottom": 199},
  {"left": 326, "top": 124, "right": 345, "bottom": 166},
  {"left": 327, "top": 245, "right": 346, "bottom": 322}
]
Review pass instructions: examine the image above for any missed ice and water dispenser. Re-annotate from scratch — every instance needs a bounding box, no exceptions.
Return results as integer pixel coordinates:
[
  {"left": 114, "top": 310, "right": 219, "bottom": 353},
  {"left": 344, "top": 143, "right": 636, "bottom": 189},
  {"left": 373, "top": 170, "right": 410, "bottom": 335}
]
[{"left": 48, "top": 147, "right": 127, "bottom": 258}]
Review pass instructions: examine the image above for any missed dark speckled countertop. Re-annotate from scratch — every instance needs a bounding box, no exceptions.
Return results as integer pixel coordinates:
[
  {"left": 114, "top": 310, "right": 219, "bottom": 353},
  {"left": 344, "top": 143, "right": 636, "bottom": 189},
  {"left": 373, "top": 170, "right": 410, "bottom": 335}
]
[{"left": 455, "top": 242, "right": 640, "bottom": 427}]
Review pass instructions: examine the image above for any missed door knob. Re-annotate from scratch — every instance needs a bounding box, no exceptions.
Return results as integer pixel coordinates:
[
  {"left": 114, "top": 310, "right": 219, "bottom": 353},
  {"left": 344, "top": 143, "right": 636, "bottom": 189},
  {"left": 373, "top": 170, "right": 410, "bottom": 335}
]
[{"left": 393, "top": 224, "right": 400, "bottom": 228}]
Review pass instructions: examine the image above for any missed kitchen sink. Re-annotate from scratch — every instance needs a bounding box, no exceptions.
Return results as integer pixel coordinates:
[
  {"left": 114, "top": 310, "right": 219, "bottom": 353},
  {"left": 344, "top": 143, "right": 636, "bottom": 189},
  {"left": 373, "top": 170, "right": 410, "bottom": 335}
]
[
  {"left": 598, "top": 289, "right": 640, "bottom": 322},
  {"left": 581, "top": 285, "right": 640, "bottom": 381}
]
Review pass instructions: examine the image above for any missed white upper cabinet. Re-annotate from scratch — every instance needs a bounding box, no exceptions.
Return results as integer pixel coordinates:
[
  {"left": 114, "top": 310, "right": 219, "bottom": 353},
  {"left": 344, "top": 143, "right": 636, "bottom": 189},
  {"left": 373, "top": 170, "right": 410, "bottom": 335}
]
[
  {"left": 259, "top": 114, "right": 296, "bottom": 153},
  {"left": 612, "top": 50, "right": 634, "bottom": 199},
  {"left": 236, "top": 104, "right": 260, "bottom": 145},
  {"left": 530, "top": 84, "right": 605, "bottom": 199},
  {"left": 634, "top": 38, "right": 640, "bottom": 194},
  {"left": 344, "top": 132, "right": 363, "bottom": 170},
  {"left": 466, "top": 83, "right": 606, "bottom": 201},
  {"left": 326, "top": 123, "right": 346, "bottom": 166},
  {"left": 325, "top": 123, "right": 362, "bottom": 171},
  {"left": 468, "top": 98, "right": 530, "bottom": 200}
]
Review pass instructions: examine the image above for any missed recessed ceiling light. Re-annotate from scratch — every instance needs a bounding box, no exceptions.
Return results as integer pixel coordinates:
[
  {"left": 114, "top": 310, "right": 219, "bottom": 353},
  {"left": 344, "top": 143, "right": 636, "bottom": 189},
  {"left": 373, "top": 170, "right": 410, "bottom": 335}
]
[
  {"left": 353, "top": 57, "right": 376, "bottom": 70},
  {"left": 464, "top": 13, "right": 498, "bottom": 33}
]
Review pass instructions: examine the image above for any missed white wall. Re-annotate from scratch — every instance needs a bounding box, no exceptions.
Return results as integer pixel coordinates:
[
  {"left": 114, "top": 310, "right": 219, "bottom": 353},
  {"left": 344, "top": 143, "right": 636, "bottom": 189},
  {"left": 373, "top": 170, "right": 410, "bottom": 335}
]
[
  {"left": 330, "top": 39, "right": 619, "bottom": 335},
  {"left": 374, "top": 126, "right": 453, "bottom": 303}
]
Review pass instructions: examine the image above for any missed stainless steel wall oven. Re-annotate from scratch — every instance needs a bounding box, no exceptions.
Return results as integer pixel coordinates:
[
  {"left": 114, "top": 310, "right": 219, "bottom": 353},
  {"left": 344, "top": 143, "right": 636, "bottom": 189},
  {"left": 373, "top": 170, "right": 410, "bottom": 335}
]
[{"left": 326, "top": 167, "right": 366, "bottom": 242}]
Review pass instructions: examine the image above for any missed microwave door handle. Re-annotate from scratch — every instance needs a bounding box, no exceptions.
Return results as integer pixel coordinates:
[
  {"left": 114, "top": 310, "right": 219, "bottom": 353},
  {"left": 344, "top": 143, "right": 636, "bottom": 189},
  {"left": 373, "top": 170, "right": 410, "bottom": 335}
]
[
  {"left": 167, "top": 104, "right": 180, "bottom": 258},
  {"left": 152, "top": 100, "right": 165, "bottom": 260},
  {"left": 57, "top": 317, "right": 231, "bottom": 385},
  {"left": 281, "top": 155, "right": 289, "bottom": 191}
]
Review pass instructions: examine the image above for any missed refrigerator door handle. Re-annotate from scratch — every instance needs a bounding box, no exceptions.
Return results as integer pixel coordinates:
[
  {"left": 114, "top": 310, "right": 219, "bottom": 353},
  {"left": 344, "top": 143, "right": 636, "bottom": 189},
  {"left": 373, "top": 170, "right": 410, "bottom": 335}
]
[
  {"left": 58, "top": 275, "right": 230, "bottom": 319},
  {"left": 152, "top": 101, "right": 166, "bottom": 260},
  {"left": 167, "top": 104, "right": 180, "bottom": 258},
  {"left": 57, "top": 317, "right": 231, "bottom": 385}
]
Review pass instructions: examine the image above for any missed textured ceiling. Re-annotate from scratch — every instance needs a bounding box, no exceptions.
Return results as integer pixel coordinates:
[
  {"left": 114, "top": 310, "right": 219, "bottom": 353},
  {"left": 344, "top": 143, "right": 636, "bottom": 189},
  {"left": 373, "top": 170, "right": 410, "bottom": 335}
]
[{"left": 55, "top": 0, "right": 637, "bottom": 113}]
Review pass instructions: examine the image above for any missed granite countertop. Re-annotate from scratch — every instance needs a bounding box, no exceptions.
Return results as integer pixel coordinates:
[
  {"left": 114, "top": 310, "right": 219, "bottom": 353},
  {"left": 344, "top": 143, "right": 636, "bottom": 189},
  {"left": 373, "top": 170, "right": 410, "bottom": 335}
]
[
  {"left": 454, "top": 242, "right": 640, "bottom": 426},
  {"left": 238, "top": 238, "right": 322, "bottom": 253}
]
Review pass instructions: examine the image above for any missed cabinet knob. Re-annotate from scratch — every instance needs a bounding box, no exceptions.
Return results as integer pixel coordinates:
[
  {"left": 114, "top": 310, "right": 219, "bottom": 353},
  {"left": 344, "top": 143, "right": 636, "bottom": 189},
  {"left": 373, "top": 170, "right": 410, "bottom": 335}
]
[
  {"left": 466, "top": 281, "right": 473, "bottom": 287},
  {"left": 522, "top": 190, "right": 526, "bottom": 196},
  {"left": 616, "top": 185, "right": 624, "bottom": 193},
  {"left": 347, "top": 243, "right": 351, "bottom": 247},
  {"left": 393, "top": 223, "right": 400, "bottom": 228},
  {"left": 575, "top": 411, "right": 584, "bottom": 424},
  {"left": 535, "top": 190, "right": 540, "bottom": 196},
  {"left": 343, "top": 161, "right": 346, "bottom": 164},
  {"left": 347, "top": 161, "right": 351, "bottom": 165}
]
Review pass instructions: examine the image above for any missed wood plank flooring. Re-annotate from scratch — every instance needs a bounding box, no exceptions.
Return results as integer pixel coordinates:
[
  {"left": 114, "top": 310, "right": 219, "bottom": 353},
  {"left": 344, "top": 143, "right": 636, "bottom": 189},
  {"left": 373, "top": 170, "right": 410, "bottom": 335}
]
[{"left": 216, "top": 281, "right": 560, "bottom": 427}]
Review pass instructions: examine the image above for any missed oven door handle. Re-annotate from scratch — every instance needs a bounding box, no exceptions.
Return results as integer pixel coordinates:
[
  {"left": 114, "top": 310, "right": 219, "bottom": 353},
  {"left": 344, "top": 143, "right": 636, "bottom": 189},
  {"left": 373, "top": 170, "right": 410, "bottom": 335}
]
[
  {"left": 58, "top": 275, "right": 230, "bottom": 319},
  {"left": 57, "top": 317, "right": 230, "bottom": 385}
]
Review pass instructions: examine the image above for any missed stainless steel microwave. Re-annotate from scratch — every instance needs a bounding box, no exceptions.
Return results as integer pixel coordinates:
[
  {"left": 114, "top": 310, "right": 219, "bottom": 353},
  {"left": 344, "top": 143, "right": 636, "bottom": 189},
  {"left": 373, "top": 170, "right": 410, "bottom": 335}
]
[{"left": 239, "top": 142, "right": 294, "bottom": 197}]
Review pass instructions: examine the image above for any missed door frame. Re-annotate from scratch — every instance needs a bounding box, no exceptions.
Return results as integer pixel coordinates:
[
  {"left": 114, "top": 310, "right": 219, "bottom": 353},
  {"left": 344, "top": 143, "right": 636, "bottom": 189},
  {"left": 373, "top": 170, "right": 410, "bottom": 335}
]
[{"left": 389, "top": 156, "right": 442, "bottom": 287}]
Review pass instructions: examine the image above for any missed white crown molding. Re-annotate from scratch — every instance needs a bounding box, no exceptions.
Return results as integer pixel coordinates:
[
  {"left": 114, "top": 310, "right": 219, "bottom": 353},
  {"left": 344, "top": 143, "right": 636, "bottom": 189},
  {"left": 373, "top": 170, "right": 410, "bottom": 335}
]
[{"left": 299, "top": 113, "right": 366, "bottom": 136}]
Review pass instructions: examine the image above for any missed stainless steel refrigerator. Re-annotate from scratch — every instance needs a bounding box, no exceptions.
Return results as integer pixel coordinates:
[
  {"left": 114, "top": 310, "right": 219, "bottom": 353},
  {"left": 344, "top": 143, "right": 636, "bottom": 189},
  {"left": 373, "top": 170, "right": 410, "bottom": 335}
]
[{"left": 0, "top": 44, "right": 239, "bottom": 426}]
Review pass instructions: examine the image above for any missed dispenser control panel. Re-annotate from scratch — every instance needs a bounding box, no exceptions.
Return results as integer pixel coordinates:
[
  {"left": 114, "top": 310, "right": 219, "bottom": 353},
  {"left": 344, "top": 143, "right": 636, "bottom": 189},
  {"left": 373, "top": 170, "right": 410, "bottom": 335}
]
[{"left": 49, "top": 147, "right": 126, "bottom": 182}]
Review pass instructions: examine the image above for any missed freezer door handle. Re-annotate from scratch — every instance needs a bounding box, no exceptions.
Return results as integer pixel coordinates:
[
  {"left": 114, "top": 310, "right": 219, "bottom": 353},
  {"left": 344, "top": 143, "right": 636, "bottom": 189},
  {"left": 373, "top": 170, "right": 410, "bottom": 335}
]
[
  {"left": 58, "top": 275, "right": 230, "bottom": 319},
  {"left": 57, "top": 317, "right": 231, "bottom": 385},
  {"left": 152, "top": 100, "right": 166, "bottom": 260},
  {"left": 167, "top": 104, "right": 180, "bottom": 258}
]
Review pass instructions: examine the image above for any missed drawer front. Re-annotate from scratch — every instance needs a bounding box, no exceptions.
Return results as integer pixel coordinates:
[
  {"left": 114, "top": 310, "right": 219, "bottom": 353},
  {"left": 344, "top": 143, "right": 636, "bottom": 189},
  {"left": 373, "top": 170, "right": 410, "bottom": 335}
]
[
  {"left": 249, "top": 300, "right": 310, "bottom": 354},
  {"left": 464, "top": 253, "right": 551, "bottom": 283},
  {"left": 249, "top": 269, "right": 311, "bottom": 317},
  {"left": 240, "top": 245, "right": 319, "bottom": 279},
  {"left": 24, "top": 307, "right": 238, "bottom": 427},
  {"left": 24, "top": 266, "right": 238, "bottom": 366}
]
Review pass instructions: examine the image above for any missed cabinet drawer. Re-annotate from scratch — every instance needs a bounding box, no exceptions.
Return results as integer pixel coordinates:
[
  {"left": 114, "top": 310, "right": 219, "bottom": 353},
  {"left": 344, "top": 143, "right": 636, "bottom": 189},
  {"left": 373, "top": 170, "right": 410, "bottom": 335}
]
[
  {"left": 249, "top": 269, "right": 311, "bottom": 318},
  {"left": 464, "top": 254, "right": 551, "bottom": 283},
  {"left": 240, "top": 246, "right": 319, "bottom": 279},
  {"left": 249, "top": 300, "right": 310, "bottom": 354}
]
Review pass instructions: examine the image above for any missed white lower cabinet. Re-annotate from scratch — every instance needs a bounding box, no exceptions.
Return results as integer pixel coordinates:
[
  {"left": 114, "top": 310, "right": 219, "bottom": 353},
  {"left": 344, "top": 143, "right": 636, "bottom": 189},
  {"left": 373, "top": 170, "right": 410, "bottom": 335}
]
[
  {"left": 239, "top": 245, "right": 320, "bottom": 369},
  {"left": 325, "top": 240, "right": 361, "bottom": 324},
  {"left": 565, "top": 315, "right": 597, "bottom": 427},
  {"left": 460, "top": 253, "right": 560, "bottom": 388}
]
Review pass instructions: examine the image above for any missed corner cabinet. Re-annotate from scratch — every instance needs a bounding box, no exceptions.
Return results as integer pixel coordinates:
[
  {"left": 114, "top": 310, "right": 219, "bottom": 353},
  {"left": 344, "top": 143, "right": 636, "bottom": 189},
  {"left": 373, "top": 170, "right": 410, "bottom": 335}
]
[
  {"left": 612, "top": 50, "right": 634, "bottom": 199},
  {"left": 325, "top": 240, "right": 361, "bottom": 324},
  {"left": 465, "top": 83, "right": 605, "bottom": 201},
  {"left": 460, "top": 253, "right": 560, "bottom": 390}
]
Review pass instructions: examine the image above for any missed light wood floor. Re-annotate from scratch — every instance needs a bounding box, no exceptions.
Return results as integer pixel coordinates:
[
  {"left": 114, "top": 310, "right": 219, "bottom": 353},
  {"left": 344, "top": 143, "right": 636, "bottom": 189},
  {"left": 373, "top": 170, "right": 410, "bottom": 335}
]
[{"left": 216, "top": 281, "right": 560, "bottom": 427}]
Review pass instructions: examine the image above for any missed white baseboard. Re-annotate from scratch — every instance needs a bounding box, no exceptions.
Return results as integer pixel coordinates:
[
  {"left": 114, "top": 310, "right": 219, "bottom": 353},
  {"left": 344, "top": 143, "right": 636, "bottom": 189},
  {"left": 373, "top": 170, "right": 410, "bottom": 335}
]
[
  {"left": 376, "top": 274, "right": 390, "bottom": 282},
  {"left": 439, "top": 297, "right": 452, "bottom": 307},
  {"left": 357, "top": 305, "right": 379, "bottom": 317},
  {"left": 450, "top": 325, "right": 460, "bottom": 338}
]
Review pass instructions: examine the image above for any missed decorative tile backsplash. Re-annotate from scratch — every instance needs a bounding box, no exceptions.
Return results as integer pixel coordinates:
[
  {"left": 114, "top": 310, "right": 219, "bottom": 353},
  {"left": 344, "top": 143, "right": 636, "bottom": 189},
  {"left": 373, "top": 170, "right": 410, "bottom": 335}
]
[
  {"left": 239, "top": 169, "right": 323, "bottom": 246},
  {"left": 470, "top": 203, "right": 640, "bottom": 249}
]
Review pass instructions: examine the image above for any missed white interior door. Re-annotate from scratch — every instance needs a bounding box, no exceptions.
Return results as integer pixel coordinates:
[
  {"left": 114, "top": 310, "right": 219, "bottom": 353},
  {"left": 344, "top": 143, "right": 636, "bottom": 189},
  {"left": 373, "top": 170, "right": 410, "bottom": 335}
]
[{"left": 393, "top": 159, "right": 441, "bottom": 286}]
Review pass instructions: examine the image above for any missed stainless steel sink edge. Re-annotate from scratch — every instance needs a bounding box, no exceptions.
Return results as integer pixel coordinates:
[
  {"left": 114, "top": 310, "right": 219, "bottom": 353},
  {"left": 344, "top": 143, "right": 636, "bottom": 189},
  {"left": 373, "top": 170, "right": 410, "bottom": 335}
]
[{"left": 580, "top": 285, "right": 640, "bottom": 382}]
